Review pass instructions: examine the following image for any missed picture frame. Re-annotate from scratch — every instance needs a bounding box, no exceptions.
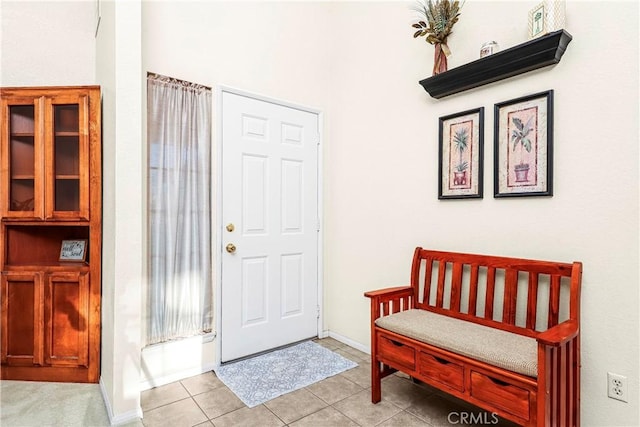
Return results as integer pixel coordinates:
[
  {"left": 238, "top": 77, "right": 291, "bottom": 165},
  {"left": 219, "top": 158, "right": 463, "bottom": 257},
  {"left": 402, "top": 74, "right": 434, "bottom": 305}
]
[
  {"left": 59, "top": 239, "right": 88, "bottom": 262},
  {"left": 494, "top": 90, "right": 553, "bottom": 198},
  {"left": 528, "top": 2, "right": 546, "bottom": 39},
  {"left": 438, "top": 107, "right": 484, "bottom": 199}
]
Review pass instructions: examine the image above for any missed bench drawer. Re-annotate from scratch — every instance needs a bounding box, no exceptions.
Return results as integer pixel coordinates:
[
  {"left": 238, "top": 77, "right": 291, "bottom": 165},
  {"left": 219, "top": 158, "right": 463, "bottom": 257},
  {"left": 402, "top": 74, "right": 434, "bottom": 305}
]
[
  {"left": 378, "top": 334, "right": 415, "bottom": 370},
  {"left": 470, "top": 371, "right": 530, "bottom": 421},
  {"left": 418, "top": 351, "right": 464, "bottom": 392}
]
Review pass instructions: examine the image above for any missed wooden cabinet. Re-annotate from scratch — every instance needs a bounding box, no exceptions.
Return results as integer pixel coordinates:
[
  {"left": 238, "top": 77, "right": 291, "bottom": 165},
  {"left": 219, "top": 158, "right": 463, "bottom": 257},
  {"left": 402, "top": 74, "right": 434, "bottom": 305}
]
[{"left": 0, "top": 86, "right": 101, "bottom": 383}]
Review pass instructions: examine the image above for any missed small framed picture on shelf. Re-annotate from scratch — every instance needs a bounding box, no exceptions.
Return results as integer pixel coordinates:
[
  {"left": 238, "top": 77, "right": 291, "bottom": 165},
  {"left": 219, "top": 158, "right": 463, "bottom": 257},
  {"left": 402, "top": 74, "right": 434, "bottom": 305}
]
[
  {"left": 438, "top": 107, "right": 484, "bottom": 199},
  {"left": 529, "top": 2, "right": 546, "bottom": 39},
  {"left": 59, "top": 239, "right": 88, "bottom": 262},
  {"left": 494, "top": 90, "right": 553, "bottom": 198}
]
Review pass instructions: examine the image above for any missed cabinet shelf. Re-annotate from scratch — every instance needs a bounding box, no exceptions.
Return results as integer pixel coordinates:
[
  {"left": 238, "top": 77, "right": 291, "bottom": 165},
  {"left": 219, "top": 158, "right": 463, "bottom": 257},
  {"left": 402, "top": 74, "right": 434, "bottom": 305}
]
[
  {"left": 11, "top": 175, "right": 35, "bottom": 180},
  {"left": 419, "top": 29, "right": 573, "bottom": 99},
  {"left": 3, "top": 262, "right": 89, "bottom": 271},
  {"left": 55, "top": 132, "right": 80, "bottom": 137},
  {"left": 11, "top": 133, "right": 35, "bottom": 138}
]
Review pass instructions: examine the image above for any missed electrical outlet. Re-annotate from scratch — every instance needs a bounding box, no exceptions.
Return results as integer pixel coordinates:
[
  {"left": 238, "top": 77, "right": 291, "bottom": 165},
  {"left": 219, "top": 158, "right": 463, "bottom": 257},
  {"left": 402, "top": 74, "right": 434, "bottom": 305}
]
[{"left": 607, "top": 372, "right": 628, "bottom": 402}]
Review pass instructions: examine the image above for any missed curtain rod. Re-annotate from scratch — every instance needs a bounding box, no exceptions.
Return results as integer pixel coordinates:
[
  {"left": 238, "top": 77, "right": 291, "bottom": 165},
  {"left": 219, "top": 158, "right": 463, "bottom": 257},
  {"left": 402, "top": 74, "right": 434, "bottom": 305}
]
[{"left": 147, "top": 72, "right": 212, "bottom": 91}]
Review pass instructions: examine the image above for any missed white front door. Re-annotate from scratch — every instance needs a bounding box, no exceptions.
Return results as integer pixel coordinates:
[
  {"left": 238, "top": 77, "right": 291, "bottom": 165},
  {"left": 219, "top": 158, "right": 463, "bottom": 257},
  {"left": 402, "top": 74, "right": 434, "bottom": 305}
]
[{"left": 220, "top": 89, "right": 320, "bottom": 362}]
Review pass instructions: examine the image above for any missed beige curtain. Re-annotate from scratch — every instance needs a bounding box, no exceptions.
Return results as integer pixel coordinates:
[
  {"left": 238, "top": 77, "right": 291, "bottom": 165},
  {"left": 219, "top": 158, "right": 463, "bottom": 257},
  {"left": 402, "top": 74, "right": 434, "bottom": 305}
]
[{"left": 146, "top": 73, "right": 212, "bottom": 345}]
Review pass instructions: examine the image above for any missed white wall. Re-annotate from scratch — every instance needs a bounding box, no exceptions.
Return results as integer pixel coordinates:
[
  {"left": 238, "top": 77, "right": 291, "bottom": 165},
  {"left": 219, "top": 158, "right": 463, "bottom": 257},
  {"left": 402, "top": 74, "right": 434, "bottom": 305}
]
[
  {"left": 95, "top": 0, "right": 144, "bottom": 424},
  {"left": 0, "top": 1, "right": 95, "bottom": 86},
  {"left": 142, "top": 1, "right": 332, "bottom": 107}
]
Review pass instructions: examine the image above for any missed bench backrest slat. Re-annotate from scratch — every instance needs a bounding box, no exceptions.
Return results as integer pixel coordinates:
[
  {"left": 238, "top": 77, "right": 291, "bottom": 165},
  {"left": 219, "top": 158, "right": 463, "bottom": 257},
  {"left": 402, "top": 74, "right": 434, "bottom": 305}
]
[
  {"left": 485, "top": 267, "right": 496, "bottom": 320},
  {"left": 526, "top": 272, "right": 539, "bottom": 329},
  {"left": 468, "top": 264, "right": 480, "bottom": 316},
  {"left": 410, "top": 247, "right": 582, "bottom": 335},
  {"left": 450, "top": 262, "right": 463, "bottom": 313},
  {"left": 549, "top": 274, "right": 561, "bottom": 327},
  {"left": 436, "top": 258, "right": 447, "bottom": 307},
  {"left": 423, "top": 258, "right": 433, "bottom": 306},
  {"left": 503, "top": 268, "right": 518, "bottom": 325}
]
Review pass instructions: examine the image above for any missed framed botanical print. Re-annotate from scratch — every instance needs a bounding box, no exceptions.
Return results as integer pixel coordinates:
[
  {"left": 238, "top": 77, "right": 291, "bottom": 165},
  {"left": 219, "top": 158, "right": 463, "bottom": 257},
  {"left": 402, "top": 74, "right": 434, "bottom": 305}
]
[
  {"left": 438, "top": 107, "right": 484, "bottom": 199},
  {"left": 494, "top": 90, "right": 553, "bottom": 198}
]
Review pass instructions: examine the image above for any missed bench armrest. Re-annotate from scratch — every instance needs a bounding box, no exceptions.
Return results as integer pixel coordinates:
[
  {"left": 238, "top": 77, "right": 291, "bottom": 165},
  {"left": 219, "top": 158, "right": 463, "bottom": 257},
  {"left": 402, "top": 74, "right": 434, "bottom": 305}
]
[
  {"left": 537, "top": 319, "right": 579, "bottom": 346},
  {"left": 364, "top": 286, "right": 414, "bottom": 321},
  {"left": 364, "top": 286, "right": 413, "bottom": 300}
]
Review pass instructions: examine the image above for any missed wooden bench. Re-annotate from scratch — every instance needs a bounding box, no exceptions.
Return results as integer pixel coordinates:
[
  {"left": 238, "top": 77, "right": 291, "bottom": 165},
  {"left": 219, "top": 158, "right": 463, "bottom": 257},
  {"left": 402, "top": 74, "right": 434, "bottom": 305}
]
[{"left": 365, "top": 247, "right": 582, "bottom": 426}]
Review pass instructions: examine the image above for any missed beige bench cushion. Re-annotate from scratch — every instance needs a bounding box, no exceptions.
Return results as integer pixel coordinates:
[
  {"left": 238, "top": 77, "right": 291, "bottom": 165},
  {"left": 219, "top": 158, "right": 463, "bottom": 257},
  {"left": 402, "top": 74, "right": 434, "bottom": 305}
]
[{"left": 375, "top": 309, "right": 537, "bottom": 378}]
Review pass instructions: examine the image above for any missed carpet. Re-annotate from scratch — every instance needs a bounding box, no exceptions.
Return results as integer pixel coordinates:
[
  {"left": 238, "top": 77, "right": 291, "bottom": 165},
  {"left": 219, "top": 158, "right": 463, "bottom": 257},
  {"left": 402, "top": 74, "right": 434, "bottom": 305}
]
[{"left": 214, "top": 340, "right": 358, "bottom": 407}]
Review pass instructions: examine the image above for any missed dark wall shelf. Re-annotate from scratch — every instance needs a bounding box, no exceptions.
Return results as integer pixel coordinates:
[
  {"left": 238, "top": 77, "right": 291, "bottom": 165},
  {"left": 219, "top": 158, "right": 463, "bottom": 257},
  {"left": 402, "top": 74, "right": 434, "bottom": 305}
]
[{"left": 419, "top": 30, "right": 573, "bottom": 99}]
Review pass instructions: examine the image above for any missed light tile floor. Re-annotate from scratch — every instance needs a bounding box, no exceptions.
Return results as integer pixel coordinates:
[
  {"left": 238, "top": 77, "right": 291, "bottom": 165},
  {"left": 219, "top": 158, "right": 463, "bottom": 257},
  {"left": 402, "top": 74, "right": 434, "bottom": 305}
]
[
  {"left": 0, "top": 338, "right": 519, "bottom": 426},
  {"left": 140, "top": 338, "right": 519, "bottom": 427}
]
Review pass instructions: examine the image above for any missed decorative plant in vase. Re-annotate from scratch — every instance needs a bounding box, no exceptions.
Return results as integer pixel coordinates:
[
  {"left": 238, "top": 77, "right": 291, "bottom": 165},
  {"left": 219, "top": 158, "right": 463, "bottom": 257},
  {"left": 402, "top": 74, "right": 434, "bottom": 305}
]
[
  {"left": 412, "top": 0, "right": 464, "bottom": 75},
  {"left": 452, "top": 127, "right": 468, "bottom": 185},
  {"left": 454, "top": 161, "right": 469, "bottom": 185},
  {"left": 511, "top": 116, "right": 534, "bottom": 182}
]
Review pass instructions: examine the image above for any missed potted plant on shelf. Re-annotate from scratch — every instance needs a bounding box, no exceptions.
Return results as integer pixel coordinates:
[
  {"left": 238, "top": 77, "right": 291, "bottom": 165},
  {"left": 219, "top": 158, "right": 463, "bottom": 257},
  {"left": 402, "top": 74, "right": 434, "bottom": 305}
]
[
  {"left": 412, "top": 0, "right": 464, "bottom": 75},
  {"left": 453, "top": 127, "right": 468, "bottom": 185},
  {"left": 511, "top": 116, "right": 534, "bottom": 182}
]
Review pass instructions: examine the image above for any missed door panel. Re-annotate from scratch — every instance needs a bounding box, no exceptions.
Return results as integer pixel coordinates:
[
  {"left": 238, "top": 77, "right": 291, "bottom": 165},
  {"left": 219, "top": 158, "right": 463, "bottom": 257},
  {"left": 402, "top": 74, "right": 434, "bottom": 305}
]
[
  {"left": 241, "top": 256, "right": 268, "bottom": 327},
  {"left": 45, "top": 272, "right": 89, "bottom": 367},
  {"left": 242, "top": 154, "right": 268, "bottom": 234},
  {"left": 281, "top": 159, "right": 303, "bottom": 233},
  {"left": 221, "top": 90, "right": 320, "bottom": 362},
  {"left": 1, "top": 272, "right": 44, "bottom": 366},
  {"left": 281, "top": 253, "right": 304, "bottom": 317}
]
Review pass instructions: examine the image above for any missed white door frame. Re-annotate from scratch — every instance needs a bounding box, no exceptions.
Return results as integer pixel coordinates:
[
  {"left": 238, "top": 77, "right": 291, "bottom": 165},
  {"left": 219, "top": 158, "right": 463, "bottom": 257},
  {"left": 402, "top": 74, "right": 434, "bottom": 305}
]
[{"left": 214, "top": 85, "right": 324, "bottom": 366}]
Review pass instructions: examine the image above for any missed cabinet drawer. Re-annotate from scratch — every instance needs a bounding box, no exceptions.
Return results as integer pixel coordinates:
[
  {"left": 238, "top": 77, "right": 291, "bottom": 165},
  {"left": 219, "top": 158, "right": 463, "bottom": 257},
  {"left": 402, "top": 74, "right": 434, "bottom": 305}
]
[
  {"left": 418, "top": 351, "right": 464, "bottom": 392},
  {"left": 470, "top": 371, "right": 530, "bottom": 420},
  {"left": 378, "top": 334, "right": 415, "bottom": 370}
]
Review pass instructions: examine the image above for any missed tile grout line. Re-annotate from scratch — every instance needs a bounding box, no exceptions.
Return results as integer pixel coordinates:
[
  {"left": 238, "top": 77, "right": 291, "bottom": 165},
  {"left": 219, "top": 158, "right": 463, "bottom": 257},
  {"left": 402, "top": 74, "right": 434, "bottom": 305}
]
[
  {"left": 261, "top": 402, "right": 289, "bottom": 426},
  {"left": 188, "top": 394, "right": 211, "bottom": 425}
]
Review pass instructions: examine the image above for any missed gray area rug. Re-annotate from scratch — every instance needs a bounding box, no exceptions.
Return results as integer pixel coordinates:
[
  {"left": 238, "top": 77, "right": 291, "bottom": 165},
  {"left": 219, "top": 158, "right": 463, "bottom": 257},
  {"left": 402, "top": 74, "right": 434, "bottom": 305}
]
[{"left": 214, "top": 340, "right": 357, "bottom": 407}]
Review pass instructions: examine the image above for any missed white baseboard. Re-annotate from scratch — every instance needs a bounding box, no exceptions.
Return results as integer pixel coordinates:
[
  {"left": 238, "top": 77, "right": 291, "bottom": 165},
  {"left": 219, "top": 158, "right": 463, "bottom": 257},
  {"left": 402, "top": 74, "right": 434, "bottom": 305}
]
[
  {"left": 327, "top": 330, "right": 370, "bottom": 355},
  {"left": 140, "top": 335, "right": 217, "bottom": 390},
  {"left": 99, "top": 377, "right": 143, "bottom": 426}
]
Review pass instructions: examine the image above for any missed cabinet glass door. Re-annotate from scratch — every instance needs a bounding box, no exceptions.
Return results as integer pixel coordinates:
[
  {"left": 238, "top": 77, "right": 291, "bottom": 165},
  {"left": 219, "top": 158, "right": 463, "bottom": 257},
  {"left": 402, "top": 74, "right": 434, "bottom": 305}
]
[
  {"left": 46, "top": 95, "right": 89, "bottom": 220},
  {"left": 1, "top": 98, "right": 44, "bottom": 218}
]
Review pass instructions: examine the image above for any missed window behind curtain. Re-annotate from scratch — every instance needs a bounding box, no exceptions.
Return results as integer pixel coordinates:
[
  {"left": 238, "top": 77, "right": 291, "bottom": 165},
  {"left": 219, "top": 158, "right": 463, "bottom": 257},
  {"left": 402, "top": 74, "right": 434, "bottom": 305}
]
[{"left": 146, "top": 73, "right": 212, "bottom": 345}]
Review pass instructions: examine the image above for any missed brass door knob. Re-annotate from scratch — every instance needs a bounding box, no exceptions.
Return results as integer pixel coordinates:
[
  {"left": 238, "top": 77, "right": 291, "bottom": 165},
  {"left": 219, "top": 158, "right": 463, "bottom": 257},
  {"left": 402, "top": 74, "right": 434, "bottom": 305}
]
[{"left": 226, "top": 243, "right": 236, "bottom": 253}]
